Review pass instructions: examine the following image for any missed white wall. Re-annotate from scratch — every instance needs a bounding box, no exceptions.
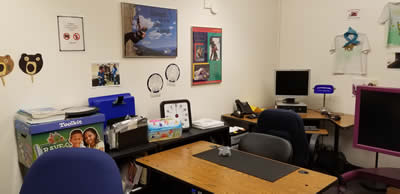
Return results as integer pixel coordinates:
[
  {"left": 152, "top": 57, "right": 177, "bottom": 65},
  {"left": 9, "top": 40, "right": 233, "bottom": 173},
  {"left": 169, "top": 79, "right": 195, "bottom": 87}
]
[
  {"left": 0, "top": 0, "right": 279, "bottom": 193},
  {"left": 279, "top": 0, "right": 400, "bottom": 168}
]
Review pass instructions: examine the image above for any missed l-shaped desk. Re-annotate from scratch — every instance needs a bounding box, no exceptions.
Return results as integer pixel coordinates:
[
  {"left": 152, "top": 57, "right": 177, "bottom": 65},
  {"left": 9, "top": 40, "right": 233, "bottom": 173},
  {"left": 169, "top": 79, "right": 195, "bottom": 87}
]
[
  {"left": 221, "top": 109, "right": 355, "bottom": 153},
  {"left": 136, "top": 141, "right": 337, "bottom": 194}
]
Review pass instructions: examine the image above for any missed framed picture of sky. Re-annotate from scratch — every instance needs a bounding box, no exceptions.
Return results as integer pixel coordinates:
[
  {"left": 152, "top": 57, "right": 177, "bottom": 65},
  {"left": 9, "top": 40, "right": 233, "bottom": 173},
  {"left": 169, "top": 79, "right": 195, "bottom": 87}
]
[
  {"left": 121, "top": 3, "right": 177, "bottom": 57},
  {"left": 192, "top": 27, "right": 222, "bottom": 85}
]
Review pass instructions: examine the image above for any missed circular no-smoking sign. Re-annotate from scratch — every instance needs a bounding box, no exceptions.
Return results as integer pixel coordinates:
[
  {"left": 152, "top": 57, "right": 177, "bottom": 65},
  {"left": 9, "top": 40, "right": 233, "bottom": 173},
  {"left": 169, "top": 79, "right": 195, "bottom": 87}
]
[
  {"left": 63, "top": 33, "right": 70, "bottom": 40},
  {"left": 73, "top": 33, "right": 80, "bottom": 40}
]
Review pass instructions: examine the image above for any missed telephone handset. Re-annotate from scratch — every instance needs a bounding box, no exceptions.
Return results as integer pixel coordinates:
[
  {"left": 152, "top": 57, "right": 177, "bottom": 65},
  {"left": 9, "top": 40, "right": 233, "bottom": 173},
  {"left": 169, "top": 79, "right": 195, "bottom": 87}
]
[
  {"left": 233, "top": 99, "right": 256, "bottom": 119},
  {"left": 235, "top": 100, "right": 253, "bottom": 114}
]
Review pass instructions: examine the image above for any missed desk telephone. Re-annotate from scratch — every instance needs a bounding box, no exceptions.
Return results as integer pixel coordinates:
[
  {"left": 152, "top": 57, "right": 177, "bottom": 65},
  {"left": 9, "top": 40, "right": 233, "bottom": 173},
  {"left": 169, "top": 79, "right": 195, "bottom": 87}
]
[{"left": 232, "top": 100, "right": 257, "bottom": 119}]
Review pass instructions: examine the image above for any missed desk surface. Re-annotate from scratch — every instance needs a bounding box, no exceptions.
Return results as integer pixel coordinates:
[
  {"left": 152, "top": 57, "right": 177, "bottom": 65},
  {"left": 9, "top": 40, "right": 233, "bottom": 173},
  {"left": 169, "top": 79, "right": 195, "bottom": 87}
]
[
  {"left": 108, "top": 143, "right": 157, "bottom": 160},
  {"left": 299, "top": 109, "right": 354, "bottom": 128},
  {"left": 107, "top": 126, "right": 229, "bottom": 159},
  {"left": 222, "top": 109, "right": 354, "bottom": 129},
  {"left": 154, "top": 125, "right": 229, "bottom": 148},
  {"left": 136, "top": 141, "right": 337, "bottom": 194}
]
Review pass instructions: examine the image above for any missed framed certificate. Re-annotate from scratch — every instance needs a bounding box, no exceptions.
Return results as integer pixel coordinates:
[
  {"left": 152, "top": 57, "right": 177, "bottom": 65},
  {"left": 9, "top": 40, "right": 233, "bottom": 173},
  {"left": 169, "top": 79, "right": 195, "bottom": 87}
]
[{"left": 57, "top": 16, "right": 85, "bottom": 51}]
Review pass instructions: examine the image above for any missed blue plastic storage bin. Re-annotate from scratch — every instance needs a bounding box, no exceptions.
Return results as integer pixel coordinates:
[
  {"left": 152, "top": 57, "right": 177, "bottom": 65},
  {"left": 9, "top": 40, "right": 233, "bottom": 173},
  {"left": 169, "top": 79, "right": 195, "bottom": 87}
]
[{"left": 88, "top": 93, "right": 135, "bottom": 128}]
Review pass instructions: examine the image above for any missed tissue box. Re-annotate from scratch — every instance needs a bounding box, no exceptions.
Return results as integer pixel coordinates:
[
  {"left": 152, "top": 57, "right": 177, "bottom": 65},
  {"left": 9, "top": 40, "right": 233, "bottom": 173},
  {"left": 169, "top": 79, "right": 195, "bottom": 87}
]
[
  {"left": 15, "top": 114, "right": 105, "bottom": 168},
  {"left": 147, "top": 118, "right": 182, "bottom": 142}
]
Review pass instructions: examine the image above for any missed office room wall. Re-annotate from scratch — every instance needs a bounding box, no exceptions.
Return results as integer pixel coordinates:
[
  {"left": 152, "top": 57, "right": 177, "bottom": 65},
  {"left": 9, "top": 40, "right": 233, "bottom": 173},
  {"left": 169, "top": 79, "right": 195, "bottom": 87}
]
[
  {"left": 278, "top": 0, "right": 400, "bottom": 168},
  {"left": 0, "top": 0, "right": 279, "bottom": 193}
]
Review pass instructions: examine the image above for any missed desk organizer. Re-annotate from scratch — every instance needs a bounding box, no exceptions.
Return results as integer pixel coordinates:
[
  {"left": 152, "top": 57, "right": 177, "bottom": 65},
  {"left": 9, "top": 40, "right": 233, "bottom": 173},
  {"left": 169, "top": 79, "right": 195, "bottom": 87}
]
[
  {"left": 15, "top": 114, "right": 105, "bottom": 168},
  {"left": 147, "top": 118, "right": 182, "bottom": 142},
  {"left": 107, "top": 116, "right": 148, "bottom": 150}
]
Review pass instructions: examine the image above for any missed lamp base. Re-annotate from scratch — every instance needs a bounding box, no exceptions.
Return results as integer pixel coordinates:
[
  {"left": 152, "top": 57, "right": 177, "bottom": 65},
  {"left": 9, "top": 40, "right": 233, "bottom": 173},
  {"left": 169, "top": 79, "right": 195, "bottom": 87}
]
[{"left": 320, "top": 107, "right": 328, "bottom": 114}]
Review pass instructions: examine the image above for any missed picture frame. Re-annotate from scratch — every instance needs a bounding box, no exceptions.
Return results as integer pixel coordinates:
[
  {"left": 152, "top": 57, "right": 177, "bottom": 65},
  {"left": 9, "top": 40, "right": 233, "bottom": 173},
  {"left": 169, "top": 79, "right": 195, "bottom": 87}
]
[
  {"left": 91, "top": 62, "right": 120, "bottom": 88},
  {"left": 192, "top": 26, "right": 222, "bottom": 85},
  {"left": 57, "top": 16, "right": 85, "bottom": 52},
  {"left": 121, "top": 3, "right": 177, "bottom": 58}
]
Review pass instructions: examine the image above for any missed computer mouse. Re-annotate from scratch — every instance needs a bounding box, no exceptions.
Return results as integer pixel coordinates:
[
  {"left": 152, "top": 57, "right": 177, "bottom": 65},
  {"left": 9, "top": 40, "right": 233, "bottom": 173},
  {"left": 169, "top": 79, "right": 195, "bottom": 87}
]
[
  {"left": 247, "top": 113, "right": 257, "bottom": 119},
  {"left": 331, "top": 115, "right": 341, "bottom": 121}
]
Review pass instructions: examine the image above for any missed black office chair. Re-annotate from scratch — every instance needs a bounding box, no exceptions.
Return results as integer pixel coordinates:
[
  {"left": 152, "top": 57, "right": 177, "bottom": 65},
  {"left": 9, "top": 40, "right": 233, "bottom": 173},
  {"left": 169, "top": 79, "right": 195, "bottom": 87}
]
[
  {"left": 239, "top": 132, "right": 292, "bottom": 163},
  {"left": 255, "top": 109, "right": 320, "bottom": 167}
]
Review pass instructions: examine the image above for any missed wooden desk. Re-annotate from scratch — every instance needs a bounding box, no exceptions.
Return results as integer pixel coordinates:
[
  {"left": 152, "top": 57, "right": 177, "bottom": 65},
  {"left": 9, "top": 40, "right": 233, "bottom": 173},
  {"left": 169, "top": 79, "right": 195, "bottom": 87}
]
[
  {"left": 154, "top": 125, "right": 230, "bottom": 151},
  {"left": 222, "top": 112, "right": 329, "bottom": 135},
  {"left": 297, "top": 110, "right": 354, "bottom": 128},
  {"left": 136, "top": 141, "right": 337, "bottom": 194},
  {"left": 222, "top": 109, "right": 354, "bottom": 153}
]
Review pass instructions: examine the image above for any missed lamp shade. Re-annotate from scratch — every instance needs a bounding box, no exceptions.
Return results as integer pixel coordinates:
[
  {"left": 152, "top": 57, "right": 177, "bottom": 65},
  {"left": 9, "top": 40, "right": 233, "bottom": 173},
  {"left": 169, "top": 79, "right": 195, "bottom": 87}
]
[{"left": 314, "top": 85, "right": 334, "bottom": 94}]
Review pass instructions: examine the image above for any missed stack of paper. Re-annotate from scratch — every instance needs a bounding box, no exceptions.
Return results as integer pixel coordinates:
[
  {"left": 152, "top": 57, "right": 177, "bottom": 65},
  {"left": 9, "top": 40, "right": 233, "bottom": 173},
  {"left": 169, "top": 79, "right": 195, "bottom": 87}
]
[
  {"left": 18, "top": 107, "right": 65, "bottom": 119},
  {"left": 16, "top": 107, "right": 65, "bottom": 124},
  {"left": 229, "top": 126, "right": 245, "bottom": 133},
  {"left": 193, "top": 118, "right": 224, "bottom": 129}
]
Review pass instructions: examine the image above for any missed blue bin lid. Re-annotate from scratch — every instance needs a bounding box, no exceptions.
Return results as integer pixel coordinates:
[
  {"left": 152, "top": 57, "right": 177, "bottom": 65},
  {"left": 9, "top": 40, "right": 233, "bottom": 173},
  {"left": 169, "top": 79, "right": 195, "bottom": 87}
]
[{"left": 88, "top": 93, "right": 135, "bottom": 123}]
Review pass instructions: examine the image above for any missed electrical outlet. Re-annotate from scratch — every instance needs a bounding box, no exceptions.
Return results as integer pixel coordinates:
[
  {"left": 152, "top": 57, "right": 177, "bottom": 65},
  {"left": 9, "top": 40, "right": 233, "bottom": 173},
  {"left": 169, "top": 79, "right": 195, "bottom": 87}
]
[
  {"left": 352, "top": 77, "right": 378, "bottom": 95},
  {"left": 353, "top": 77, "right": 378, "bottom": 87},
  {"left": 369, "top": 79, "right": 378, "bottom": 86}
]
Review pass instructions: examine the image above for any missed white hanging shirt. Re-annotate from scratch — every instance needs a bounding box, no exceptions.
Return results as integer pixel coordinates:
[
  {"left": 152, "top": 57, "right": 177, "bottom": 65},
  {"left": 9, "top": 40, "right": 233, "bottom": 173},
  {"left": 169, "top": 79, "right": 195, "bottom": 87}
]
[
  {"left": 378, "top": 2, "right": 400, "bottom": 46},
  {"left": 330, "top": 33, "right": 370, "bottom": 75}
]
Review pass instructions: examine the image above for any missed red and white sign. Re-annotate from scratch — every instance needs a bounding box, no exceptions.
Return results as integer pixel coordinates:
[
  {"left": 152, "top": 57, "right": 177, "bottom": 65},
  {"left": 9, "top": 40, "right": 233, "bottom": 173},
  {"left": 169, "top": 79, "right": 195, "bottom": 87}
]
[
  {"left": 63, "top": 33, "right": 70, "bottom": 40},
  {"left": 57, "top": 16, "right": 85, "bottom": 51},
  {"left": 73, "top": 33, "right": 80, "bottom": 40}
]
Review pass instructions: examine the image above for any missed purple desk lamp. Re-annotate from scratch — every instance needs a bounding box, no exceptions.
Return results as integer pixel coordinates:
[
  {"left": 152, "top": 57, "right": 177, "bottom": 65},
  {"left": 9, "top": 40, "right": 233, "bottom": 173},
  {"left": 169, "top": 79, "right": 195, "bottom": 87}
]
[{"left": 313, "top": 85, "right": 335, "bottom": 114}]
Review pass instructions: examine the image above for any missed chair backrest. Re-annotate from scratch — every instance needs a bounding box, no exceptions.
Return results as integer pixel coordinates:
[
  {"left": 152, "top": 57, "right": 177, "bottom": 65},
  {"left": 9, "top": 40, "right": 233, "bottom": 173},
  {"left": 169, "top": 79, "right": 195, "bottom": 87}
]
[
  {"left": 239, "top": 132, "right": 293, "bottom": 163},
  {"left": 20, "top": 148, "right": 123, "bottom": 194},
  {"left": 256, "top": 109, "right": 309, "bottom": 167}
]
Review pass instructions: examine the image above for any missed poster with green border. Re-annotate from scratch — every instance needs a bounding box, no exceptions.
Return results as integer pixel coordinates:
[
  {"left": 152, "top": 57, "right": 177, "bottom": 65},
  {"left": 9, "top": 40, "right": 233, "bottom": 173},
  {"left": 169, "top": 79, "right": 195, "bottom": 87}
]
[{"left": 192, "top": 27, "right": 222, "bottom": 85}]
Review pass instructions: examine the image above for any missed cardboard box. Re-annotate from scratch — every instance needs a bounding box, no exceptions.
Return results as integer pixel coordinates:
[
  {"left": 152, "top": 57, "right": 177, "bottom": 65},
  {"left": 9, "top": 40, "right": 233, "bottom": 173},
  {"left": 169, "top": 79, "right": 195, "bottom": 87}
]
[{"left": 15, "top": 114, "right": 105, "bottom": 168}]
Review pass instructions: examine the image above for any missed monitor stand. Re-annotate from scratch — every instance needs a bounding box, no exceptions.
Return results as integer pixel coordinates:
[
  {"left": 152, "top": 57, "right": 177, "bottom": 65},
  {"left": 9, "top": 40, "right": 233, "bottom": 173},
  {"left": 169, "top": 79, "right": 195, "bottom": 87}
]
[
  {"left": 283, "top": 98, "right": 299, "bottom": 104},
  {"left": 341, "top": 153, "right": 400, "bottom": 191}
]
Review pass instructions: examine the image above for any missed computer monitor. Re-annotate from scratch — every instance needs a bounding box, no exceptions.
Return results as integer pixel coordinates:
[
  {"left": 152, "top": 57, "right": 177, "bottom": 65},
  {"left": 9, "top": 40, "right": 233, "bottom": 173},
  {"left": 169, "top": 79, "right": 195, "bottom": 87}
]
[
  {"left": 275, "top": 70, "right": 310, "bottom": 104},
  {"left": 354, "top": 86, "right": 400, "bottom": 157}
]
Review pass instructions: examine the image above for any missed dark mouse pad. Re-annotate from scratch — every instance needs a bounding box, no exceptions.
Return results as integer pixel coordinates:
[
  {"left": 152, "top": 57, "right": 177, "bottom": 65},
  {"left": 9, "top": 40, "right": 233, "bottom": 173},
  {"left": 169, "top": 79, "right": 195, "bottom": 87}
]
[{"left": 193, "top": 148, "right": 299, "bottom": 182}]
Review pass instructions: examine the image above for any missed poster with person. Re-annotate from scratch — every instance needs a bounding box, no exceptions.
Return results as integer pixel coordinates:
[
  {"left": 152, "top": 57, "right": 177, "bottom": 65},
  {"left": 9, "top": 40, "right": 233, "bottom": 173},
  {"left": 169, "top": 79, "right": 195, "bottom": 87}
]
[
  {"left": 192, "top": 27, "right": 222, "bottom": 85},
  {"left": 91, "top": 63, "right": 120, "bottom": 87},
  {"left": 121, "top": 3, "right": 177, "bottom": 57}
]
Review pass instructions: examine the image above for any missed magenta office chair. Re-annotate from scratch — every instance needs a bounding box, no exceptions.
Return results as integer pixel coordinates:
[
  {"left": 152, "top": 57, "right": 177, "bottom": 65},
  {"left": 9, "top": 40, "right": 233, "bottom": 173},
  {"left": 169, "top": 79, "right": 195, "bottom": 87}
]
[{"left": 20, "top": 148, "right": 123, "bottom": 194}]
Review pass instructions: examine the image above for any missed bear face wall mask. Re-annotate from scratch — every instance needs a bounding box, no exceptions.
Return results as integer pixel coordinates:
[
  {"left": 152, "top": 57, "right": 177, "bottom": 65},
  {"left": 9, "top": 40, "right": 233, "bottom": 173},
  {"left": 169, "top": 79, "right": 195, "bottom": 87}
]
[
  {"left": 0, "top": 55, "right": 14, "bottom": 86},
  {"left": 19, "top": 53, "right": 43, "bottom": 83}
]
